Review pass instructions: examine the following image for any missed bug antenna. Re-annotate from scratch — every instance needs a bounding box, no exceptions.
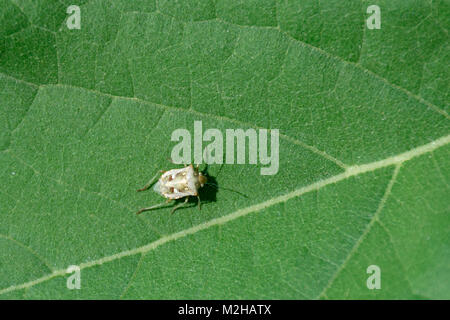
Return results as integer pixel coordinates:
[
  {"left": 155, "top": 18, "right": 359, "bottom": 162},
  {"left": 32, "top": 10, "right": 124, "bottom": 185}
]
[
  {"left": 202, "top": 149, "right": 226, "bottom": 178},
  {"left": 200, "top": 161, "right": 224, "bottom": 180},
  {"left": 205, "top": 182, "right": 248, "bottom": 198},
  {"left": 216, "top": 163, "right": 225, "bottom": 178},
  {"left": 207, "top": 162, "right": 225, "bottom": 179}
]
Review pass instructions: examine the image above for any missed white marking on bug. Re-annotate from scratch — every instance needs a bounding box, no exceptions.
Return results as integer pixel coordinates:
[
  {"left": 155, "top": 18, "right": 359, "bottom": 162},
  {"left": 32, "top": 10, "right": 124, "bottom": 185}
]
[{"left": 137, "top": 164, "right": 207, "bottom": 214}]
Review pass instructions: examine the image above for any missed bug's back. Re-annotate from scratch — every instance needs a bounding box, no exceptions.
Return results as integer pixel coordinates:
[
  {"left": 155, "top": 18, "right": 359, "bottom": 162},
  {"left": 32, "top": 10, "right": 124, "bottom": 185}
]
[{"left": 154, "top": 166, "right": 199, "bottom": 199}]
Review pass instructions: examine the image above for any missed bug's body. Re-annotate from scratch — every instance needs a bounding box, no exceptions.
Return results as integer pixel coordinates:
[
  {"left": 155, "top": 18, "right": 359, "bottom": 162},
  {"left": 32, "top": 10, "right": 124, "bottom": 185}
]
[
  {"left": 154, "top": 165, "right": 204, "bottom": 199},
  {"left": 137, "top": 164, "right": 207, "bottom": 214}
]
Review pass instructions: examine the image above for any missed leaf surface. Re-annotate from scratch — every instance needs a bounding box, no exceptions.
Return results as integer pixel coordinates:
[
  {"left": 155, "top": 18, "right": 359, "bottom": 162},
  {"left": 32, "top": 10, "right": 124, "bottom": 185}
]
[{"left": 0, "top": 0, "right": 449, "bottom": 299}]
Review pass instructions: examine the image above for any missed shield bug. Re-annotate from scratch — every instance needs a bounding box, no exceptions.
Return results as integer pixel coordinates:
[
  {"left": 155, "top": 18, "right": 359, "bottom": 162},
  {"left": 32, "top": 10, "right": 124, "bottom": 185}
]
[{"left": 136, "top": 164, "right": 207, "bottom": 214}]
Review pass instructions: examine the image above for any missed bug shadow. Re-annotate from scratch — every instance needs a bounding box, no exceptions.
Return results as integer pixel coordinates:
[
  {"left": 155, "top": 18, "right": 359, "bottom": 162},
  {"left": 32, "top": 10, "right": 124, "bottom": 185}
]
[
  {"left": 176, "top": 173, "right": 218, "bottom": 211},
  {"left": 199, "top": 174, "right": 219, "bottom": 203}
]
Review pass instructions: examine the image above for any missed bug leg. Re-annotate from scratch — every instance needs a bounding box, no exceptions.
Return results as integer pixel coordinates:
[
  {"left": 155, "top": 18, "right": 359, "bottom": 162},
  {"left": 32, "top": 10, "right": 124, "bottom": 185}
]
[
  {"left": 137, "top": 170, "right": 164, "bottom": 192},
  {"left": 136, "top": 200, "right": 170, "bottom": 215},
  {"left": 171, "top": 197, "right": 189, "bottom": 214}
]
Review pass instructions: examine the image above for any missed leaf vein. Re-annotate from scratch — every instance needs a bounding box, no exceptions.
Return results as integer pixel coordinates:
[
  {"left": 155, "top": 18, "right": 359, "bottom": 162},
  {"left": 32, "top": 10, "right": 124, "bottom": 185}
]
[
  {"left": 316, "top": 163, "right": 402, "bottom": 299},
  {"left": 1, "top": 135, "right": 448, "bottom": 296},
  {"left": 0, "top": 233, "right": 54, "bottom": 273},
  {"left": 215, "top": 19, "right": 449, "bottom": 119}
]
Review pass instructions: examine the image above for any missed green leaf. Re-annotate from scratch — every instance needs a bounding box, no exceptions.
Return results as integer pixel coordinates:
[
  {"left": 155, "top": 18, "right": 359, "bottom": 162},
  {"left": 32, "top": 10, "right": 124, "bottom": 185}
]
[{"left": 1, "top": 0, "right": 449, "bottom": 299}]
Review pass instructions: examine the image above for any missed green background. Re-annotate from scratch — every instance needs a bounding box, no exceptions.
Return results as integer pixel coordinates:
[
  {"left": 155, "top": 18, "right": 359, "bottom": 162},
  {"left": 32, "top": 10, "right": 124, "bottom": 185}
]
[{"left": 0, "top": 0, "right": 449, "bottom": 299}]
